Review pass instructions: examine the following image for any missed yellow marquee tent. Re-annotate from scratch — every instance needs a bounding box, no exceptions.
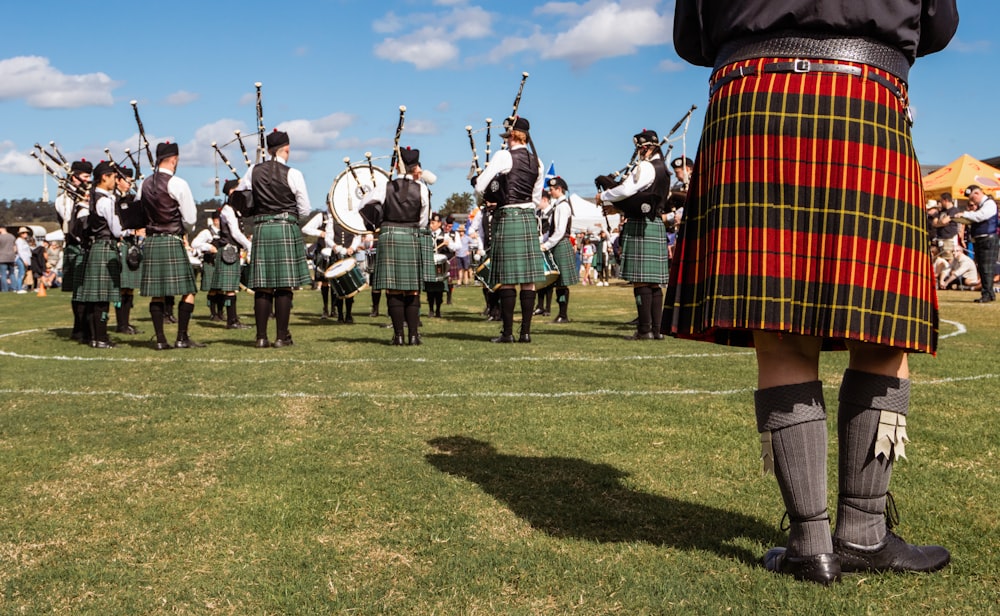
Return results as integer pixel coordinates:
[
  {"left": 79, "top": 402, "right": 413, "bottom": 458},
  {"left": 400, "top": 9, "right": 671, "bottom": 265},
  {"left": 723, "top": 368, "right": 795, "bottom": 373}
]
[{"left": 922, "top": 154, "right": 1000, "bottom": 202}]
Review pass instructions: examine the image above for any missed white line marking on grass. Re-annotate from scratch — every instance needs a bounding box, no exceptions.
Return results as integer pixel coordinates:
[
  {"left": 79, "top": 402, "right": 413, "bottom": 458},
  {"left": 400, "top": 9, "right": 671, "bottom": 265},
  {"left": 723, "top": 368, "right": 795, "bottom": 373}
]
[{"left": 939, "top": 319, "right": 966, "bottom": 340}]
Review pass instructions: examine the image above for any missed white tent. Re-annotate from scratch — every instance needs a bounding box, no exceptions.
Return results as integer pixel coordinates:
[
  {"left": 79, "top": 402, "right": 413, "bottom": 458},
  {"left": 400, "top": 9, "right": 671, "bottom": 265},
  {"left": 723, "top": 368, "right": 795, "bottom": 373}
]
[
  {"left": 45, "top": 229, "right": 65, "bottom": 242},
  {"left": 568, "top": 193, "right": 619, "bottom": 235}
]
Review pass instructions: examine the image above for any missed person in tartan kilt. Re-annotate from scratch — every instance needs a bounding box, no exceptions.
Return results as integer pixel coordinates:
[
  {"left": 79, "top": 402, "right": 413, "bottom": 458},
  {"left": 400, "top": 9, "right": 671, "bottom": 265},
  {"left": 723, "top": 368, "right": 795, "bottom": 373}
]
[
  {"left": 597, "top": 129, "right": 670, "bottom": 340},
  {"left": 137, "top": 142, "right": 203, "bottom": 350},
  {"left": 474, "top": 116, "right": 546, "bottom": 343},
  {"left": 667, "top": 0, "right": 958, "bottom": 585},
  {"left": 533, "top": 191, "right": 554, "bottom": 317},
  {"left": 360, "top": 147, "right": 431, "bottom": 345},
  {"left": 326, "top": 217, "right": 363, "bottom": 323},
  {"left": 424, "top": 212, "right": 450, "bottom": 319},
  {"left": 114, "top": 167, "right": 143, "bottom": 335},
  {"left": 211, "top": 179, "right": 252, "bottom": 329},
  {"left": 191, "top": 211, "right": 224, "bottom": 322},
  {"left": 956, "top": 185, "right": 998, "bottom": 303},
  {"left": 75, "top": 162, "right": 122, "bottom": 348},
  {"left": 237, "top": 129, "right": 312, "bottom": 348},
  {"left": 302, "top": 210, "right": 336, "bottom": 319},
  {"left": 54, "top": 159, "right": 93, "bottom": 341},
  {"left": 542, "top": 176, "right": 579, "bottom": 323}
]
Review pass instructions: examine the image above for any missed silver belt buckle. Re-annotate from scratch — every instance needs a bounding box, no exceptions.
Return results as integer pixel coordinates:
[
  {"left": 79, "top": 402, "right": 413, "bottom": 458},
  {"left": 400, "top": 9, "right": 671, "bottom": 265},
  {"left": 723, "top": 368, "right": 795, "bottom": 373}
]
[{"left": 793, "top": 59, "right": 811, "bottom": 73}]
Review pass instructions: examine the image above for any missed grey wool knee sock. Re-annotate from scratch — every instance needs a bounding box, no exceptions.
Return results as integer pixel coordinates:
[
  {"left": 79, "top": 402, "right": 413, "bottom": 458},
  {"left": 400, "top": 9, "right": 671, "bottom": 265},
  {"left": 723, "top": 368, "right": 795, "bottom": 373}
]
[
  {"left": 755, "top": 380, "right": 833, "bottom": 557},
  {"left": 834, "top": 369, "right": 910, "bottom": 546}
]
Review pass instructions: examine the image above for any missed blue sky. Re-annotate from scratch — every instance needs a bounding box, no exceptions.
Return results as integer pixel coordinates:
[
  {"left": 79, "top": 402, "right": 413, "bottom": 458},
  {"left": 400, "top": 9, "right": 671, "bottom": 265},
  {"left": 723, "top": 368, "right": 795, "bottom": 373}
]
[{"left": 1, "top": 0, "right": 996, "bottom": 211}]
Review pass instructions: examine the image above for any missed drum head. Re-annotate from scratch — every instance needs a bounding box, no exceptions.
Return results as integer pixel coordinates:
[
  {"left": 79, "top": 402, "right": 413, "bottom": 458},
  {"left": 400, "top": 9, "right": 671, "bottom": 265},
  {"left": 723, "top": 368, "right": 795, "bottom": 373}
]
[
  {"left": 325, "top": 257, "right": 357, "bottom": 279},
  {"left": 433, "top": 253, "right": 448, "bottom": 265},
  {"left": 327, "top": 163, "right": 391, "bottom": 235}
]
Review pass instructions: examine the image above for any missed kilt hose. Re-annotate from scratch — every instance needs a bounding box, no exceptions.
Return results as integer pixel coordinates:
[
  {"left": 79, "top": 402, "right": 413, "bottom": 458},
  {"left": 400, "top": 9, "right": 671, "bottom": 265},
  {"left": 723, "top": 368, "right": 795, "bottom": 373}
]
[
  {"left": 61, "top": 243, "right": 85, "bottom": 294},
  {"left": 140, "top": 234, "right": 197, "bottom": 297},
  {"left": 210, "top": 251, "right": 244, "bottom": 293},
  {"left": 620, "top": 218, "right": 670, "bottom": 284},
  {"left": 118, "top": 238, "right": 142, "bottom": 290},
  {"left": 75, "top": 239, "right": 121, "bottom": 304},
  {"left": 246, "top": 217, "right": 311, "bottom": 290},
  {"left": 666, "top": 57, "right": 938, "bottom": 354},
  {"left": 550, "top": 238, "right": 580, "bottom": 287},
  {"left": 488, "top": 206, "right": 546, "bottom": 287},
  {"left": 373, "top": 224, "right": 427, "bottom": 292}
]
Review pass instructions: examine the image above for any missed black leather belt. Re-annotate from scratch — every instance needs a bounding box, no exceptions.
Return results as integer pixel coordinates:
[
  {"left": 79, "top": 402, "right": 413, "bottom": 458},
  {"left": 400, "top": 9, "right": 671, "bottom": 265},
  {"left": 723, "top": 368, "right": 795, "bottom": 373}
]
[
  {"left": 715, "top": 33, "right": 911, "bottom": 82},
  {"left": 709, "top": 60, "right": 906, "bottom": 101}
]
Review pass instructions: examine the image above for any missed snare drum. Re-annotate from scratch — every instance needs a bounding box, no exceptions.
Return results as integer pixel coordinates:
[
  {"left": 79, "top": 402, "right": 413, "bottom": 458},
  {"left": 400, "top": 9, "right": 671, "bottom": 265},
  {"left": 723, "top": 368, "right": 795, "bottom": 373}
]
[
  {"left": 536, "top": 250, "right": 560, "bottom": 289},
  {"left": 474, "top": 257, "right": 500, "bottom": 291},
  {"left": 364, "top": 248, "right": 377, "bottom": 274},
  {"left": 325, "top": 257, "right": 369, "bottom": 298},
  {"left": 434, "top": 253, "right": 450, "bottom": 283}
]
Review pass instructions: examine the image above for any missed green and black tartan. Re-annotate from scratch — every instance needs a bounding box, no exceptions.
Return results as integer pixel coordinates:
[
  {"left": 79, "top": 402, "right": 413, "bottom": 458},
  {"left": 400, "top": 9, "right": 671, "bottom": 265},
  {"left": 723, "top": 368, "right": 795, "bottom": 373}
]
[
  {"left": 200, "top": 260, "right": 216, "bottom": 292},
  {"left": 118, "top": 237, "right": 142, "bottom": 289},
  {"left": 550, "top": 238, "right": 579, "bottom": 287},
  {"left": 488, "top": 206, "right": 545, "bottom": 287},
  {"left": 140, "top": 234, "right": 197, "bottom": 297},
  {"left": 373, "top": 224, "right": 428, "bottom": 291},
  {"left": 210, "top": 249, "right": 244, "bottom": 292},
  {"left": 366, "top": 246, "right": 380, "bottom": 290},
  {"left": 246, "top": 216, "right": 311, "bottom": 290},
  {"left": 61, "top": 243, "right": 86, "bottom": 294},
  {"left": 620, "top": 218, "right": 670, "bottom": 284},
  {"left": 419, "top": 230, "right": 437, "bottom": 284},
  {"left": 75, "top": 239, "right": 121, "bottom": 303}
]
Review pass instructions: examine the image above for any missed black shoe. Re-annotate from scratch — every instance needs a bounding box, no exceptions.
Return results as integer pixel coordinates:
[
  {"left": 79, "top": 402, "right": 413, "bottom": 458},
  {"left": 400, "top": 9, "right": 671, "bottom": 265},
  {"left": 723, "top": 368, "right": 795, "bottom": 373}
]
[
  {"left": 209, "top": 314, "right": 225, "bottom": 322},
  {"left": 491, "top": 334, "right": 515, "bottom": 343},
  {"left": 344, "top": 316, "right": 354, "bottom": 324},
  {"left": 165, "top": 314, "right": 178, "bottom": 324},
  {"left": 369, "top": 310, "right": 380, "bottom": 317},
  {"left": 435, "top": 311, "right": 442, "bottom": 318},
  {"left": 652, "top": 332, "right": 664, "bottom": 340},
  {"left": 115, "top": 325, "right": 141, "bottom": 335},
  {"left": 321, "top": 309, "right": 330, "bottom": 319},
  {"left": 154, "top": 341, "right": 173, "bottom": 351},
  {"left": 90, "top": 340, "right": 115, "bottom": 349},
  {"left": 70, "top": 331, "right": 84, "bottom": 342},
  {"left": 973, "top": 297, "right": 995, "bottom": 303},
  {"left": 552, "top": 316, "right": 570, "bottom": 323},
  {"left": 272, "top": 336, "right": 294, "bottom": 348},
  {"left": 626, "top": 317, "right": 639, "bottom": 326},
  {"left": 532, "top": 308, "right": 545, "bottom": 316},
  {"left": 763, "top": 548, "right": 841, "bottom": 585},
  {"left": 834, "top": 531, "right": 950, "bottom": 573},
  {"left": 175, "top": 338, "right": 206, "bottom": 349},
  {"left": 227, "top": 321, "right": 250, "bottom": 330},
  {"left": 408, "top": 334, "right": 422, "bottom": 346},
  {"left": 255, "top": 338, "right": 270, "bottom": 348},
  {"left": 624, "top": 332, "right": 655, "bottom": 341},
  {"left": 542, "top": 311, "right": 550, "bottom": 317},
  {"left": 518, "top": 333, "right": 531, "bottom": 343},
  {"left": 391, "top": 334, "right": 405, "bottom": 346}
]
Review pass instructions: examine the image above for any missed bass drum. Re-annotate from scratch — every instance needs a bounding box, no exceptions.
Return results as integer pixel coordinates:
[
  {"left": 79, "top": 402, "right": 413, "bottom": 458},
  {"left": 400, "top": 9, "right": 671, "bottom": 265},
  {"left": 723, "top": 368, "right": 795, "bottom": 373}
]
[
  {"left": 536, "top": 250, "right": 560, "bottom": 290},
  {"left": 327, "top": 163, "right": 391, "bottom": 235}
]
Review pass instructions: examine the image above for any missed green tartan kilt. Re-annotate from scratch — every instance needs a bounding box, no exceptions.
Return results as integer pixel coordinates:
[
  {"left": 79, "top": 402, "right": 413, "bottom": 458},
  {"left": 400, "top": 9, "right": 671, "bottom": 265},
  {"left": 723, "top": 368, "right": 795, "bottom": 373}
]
[
  {"left": 140, "top": 234, "right": 197, "bottom": 297},
  {"left": 373, "top": 225, "right": 427, "bottom": 291},
  {"left": 62, "top": 243, "right": 86, "bottom": 294},
  {"left": 200, "top": 260, "right": 216, "bottom": 292},
  {"left": 210, "top": 253, "right": 243, "bottom": 292},
  {"left": 118, "top": 239, "right": 143, "bottom": 289},
  {"left": 550, "top": 238, "right": 579, "bottom": 287},
  {"left": 593, "top": 245, "right": 607, "bottom": 272},
  {"left": 247, "top": 220, "right": 311, "bottom": 290},
  {"left": 419, "top": 230, "right": 437, "bottom": 283},
  {"left": 620, "top": 218, "right": 670, "bottom": 284},
  {"left": 489, "top": 206, "right": 545, "bottom": 287},
  {"left": 75, "top": 239, "right": 121, "bottom": 303},
  {"left": 367, "top": 248, "right": 380, "bottom": 290}
]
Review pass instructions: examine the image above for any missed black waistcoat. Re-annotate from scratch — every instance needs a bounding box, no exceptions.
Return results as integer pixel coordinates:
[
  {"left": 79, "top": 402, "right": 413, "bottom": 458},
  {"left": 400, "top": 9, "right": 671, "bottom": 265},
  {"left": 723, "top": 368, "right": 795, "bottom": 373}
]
[
  {"left": 140, "top": 172, "right": 184, "bottom": 235},
  {"left": 615, "top": 158, "right": 669, "bottom": 220},
  {"left": 251, "top": 161, "right": 297, "bottom": 216},
  {"left": 505, "top": 148, "right": 539, "bottom": 205},
  {"left": 382, "top": 179, "right": 422, "bottom": 225}
]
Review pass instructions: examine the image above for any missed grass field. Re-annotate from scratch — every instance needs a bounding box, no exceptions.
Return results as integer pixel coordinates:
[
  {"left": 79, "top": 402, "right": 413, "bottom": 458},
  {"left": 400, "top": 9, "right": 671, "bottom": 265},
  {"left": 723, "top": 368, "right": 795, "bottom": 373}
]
[{"left": 0, "top": 283, "right": 998, "bottom": 615}]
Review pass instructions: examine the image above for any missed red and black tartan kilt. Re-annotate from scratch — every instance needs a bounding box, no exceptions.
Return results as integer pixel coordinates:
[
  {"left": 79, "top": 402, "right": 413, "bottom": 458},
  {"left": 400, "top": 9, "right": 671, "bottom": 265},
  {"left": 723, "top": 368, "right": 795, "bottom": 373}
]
[{"left": 666, "top": 57, "right": 938, "bottom": 354}]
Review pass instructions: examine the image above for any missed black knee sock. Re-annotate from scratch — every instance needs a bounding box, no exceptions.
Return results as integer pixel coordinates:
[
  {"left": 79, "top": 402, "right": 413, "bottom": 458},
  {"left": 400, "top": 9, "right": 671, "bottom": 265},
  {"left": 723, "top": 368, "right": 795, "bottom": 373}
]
[
  {"left": 274, "top": 290, "right": 293, "bottom": 339},
  {"left": 321, "top": 285, "right": 330, "bottom": 312},
  {"left": 72, "top": 301, "right": 87, "bottom": 339},
  {"left": 149, "top": 301, "right": 167, "bottom": 344},
  {"left": 404, "top": 294, "right": 420, "bottom": 337},
  {"left": 544, "top": 287, "right": 553, "bottom": 313},
  {"left": 519, "top": 289, "right": 536, "bottom": 335},
  {"left": 372, "top": 290, "right": 382, "bottom": 313},
  {"left": 499, "top": 288, "right": 517, "bottom": 336},
  {"left": 254, "top": 291, "right": 272, "bottom": 340},
  {"left": 387, "top": 293, "right": 405, "bottom": 336},
  {"left": 634, "top": 286, "right": 653, "bottom": 333},
  {"left": 649, "top": 286, "right": 663, "bottom": 333},
  {"left": 345, "top": 297, "right": 354, "bottom": 319},
  {"left": 164, "top": 296, "right": 175, "bottom": 318},
  {"left": 556, "top": 287, "right": 569, "bottom": 318},
  {"left": 226, "top": 295, "right": 239, "bottom": 325},
  {"left": 177, "top": 301, "right": 194, "bottom": 341}
]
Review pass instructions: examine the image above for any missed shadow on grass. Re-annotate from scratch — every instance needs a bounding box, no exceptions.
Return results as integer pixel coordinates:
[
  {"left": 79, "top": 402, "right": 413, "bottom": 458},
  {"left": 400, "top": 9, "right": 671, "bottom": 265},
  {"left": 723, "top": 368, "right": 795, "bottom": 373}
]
[{"left": 425, "top": 435, "right": 777, "bottom": 565}]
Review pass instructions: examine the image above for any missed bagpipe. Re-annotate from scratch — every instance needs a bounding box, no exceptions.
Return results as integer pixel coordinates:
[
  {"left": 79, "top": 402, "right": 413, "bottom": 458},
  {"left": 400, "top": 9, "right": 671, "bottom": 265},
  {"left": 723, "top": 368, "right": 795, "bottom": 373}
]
[{"left": 466, "top": 71, "right": 532, "bottom": 207}]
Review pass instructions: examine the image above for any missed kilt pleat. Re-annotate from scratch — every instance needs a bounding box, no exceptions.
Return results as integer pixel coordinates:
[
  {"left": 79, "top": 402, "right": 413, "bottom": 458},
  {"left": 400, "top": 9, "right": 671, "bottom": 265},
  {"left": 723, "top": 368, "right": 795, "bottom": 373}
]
[
  {"left": 200, "top": 261, "right": 216, "bottom": 292},
  {"left": 489, "top": 207, "right": 545, "bottom": 286},
  {"left": 665, "top": 57, "right": 938, "bottom": 354},
  {"left": 374, "top": 225, "right": 426, "bottom": 291},
  {"left": 118, "top": 239, "right": 142, "bottom": 289},
  {"left": 61, "top": 243, "right": 85, "bottom": 294},
  {"left": 419, "top": 230, "right": 437, "bottom": 284},
  {"left": 75, "top": 239, "right": 121, "bottom": 303},
  {"left": 620, "top": 218, "right": 670, "bottom": 284},
  {"left": 247, "top": 220, "right": 311, "bottom": 290},
  {"left": 140, "top": 234, "right": 197, "bottom": 297},
  {"left": 550, "top": 239, "right": 579, "bottom": 287},
  {"left": 210, "top": 255, "right": 244, "bottom": 292}
]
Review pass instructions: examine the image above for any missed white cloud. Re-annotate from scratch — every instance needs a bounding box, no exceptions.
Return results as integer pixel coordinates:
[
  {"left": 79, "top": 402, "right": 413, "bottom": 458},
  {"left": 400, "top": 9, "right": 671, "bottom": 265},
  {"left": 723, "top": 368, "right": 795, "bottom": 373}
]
[
  {"left": 375, "top": 31, "right": 460, "bottom": 70},
  {"left": 0, "top": 56, "right": 120, "bottom": 108},
  {"left": 274, "top": 112, "right": 357, "bottom": 151},
  {"left": 542, "top": 3, "right": 671, "bottom": 68},
  {"left": 0, "top": 141, "right": 46, "bottom": 175},
  {"left": 949, "top": 38, "right": 991, "bottom": 54},
  {"left": 373, "top": 11, "right": 404, "bottom": 34},
  {"left": 165, "top": 90, "right": 200, "bottom": 106},
  {"left": 372, "top": 5, "right": 493, "bottom": 70},
  {"left": 658, "top": 58, "right": 685, "bottom": 72}
]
